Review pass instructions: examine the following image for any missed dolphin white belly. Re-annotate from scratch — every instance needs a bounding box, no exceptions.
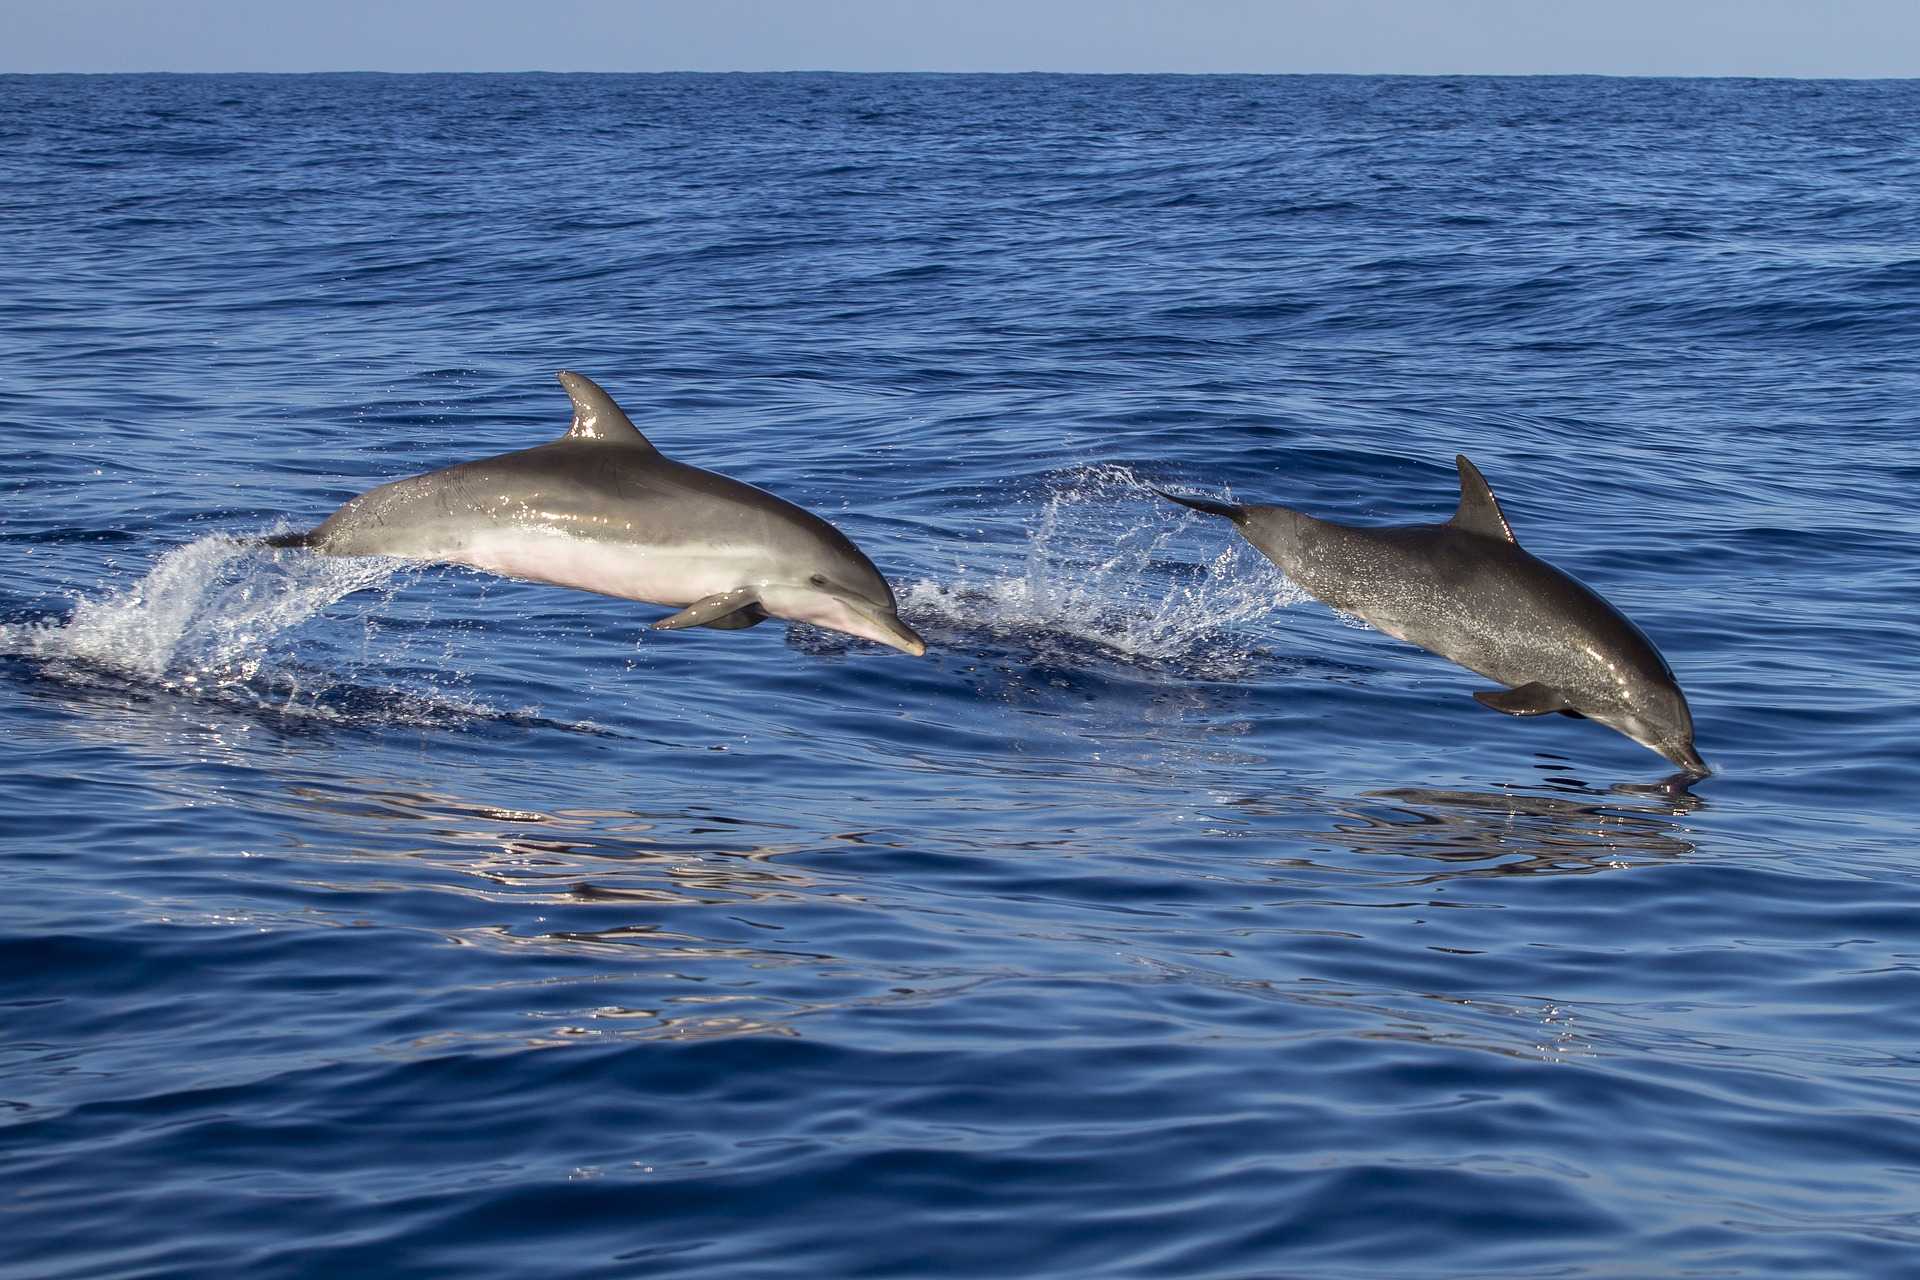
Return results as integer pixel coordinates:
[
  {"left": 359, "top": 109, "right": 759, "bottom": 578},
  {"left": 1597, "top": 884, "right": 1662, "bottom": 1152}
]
[{"left": 450, "top": 526, "right": 764, "bottom": 607}]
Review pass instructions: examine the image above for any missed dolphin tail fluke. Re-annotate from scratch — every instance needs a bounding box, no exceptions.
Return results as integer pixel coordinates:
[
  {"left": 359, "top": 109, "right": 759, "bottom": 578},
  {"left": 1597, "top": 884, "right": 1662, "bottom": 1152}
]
[{"left": 1153, "top": 488, "right": 1245, "bottom": 522}]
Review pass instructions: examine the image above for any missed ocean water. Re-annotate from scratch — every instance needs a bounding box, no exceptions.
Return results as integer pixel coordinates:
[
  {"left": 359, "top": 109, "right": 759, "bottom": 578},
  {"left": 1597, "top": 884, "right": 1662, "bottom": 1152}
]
[{"left": 3, "top": 71, "right": 1920, "bottom": 1279}]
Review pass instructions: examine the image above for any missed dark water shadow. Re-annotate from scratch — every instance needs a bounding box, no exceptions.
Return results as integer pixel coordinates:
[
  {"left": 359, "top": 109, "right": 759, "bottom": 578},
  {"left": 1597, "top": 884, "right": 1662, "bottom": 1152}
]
[
  {"left": 1, "top": 649, "right": 615, "bottom": 742},
  {"left": 1229, "top": 779, "right": 1702, "bottom": 883},
  {"left": 276, "top": 778, "right": 844, "bottom": 907},
  {"left": 263, "top": 779, "right": 903, "bottom": 1044}
]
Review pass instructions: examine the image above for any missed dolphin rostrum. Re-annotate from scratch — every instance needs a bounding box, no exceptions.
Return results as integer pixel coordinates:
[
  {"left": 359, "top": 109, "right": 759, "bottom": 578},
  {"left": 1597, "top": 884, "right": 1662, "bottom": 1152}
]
[
  {"left": 268, "top": 372, "right": 926, "bottom": 655},
  {"left": 1159, "top": 457, "right": 1705, "bottom": 775}
]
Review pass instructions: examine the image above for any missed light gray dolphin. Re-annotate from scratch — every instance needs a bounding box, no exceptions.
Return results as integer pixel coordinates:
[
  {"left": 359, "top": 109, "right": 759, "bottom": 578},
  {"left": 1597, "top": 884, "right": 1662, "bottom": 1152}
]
[
  {"left": 268, "top": 372, "right": 926, "bottom": 655},
  {"left": 1159, "top": 457, "right": 1706, "bottom": 775}
]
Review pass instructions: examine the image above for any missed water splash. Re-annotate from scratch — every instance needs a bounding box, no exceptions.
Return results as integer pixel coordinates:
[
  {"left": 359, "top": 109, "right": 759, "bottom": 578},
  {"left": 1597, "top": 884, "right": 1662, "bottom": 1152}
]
[
  {"left": 0, "top": 535, "right": 528, "bottom": 728},
  {"left": 4, "top": 535, "right": 400, "bottom": 687},
  {"left": 900, "top": 465, "right": 1306, "bottom": 680}
]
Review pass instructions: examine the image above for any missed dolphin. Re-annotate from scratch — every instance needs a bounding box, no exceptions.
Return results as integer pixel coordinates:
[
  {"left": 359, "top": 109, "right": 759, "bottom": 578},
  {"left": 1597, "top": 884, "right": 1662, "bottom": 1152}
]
[
  {"left": 1158, "top": 456, "right": 1706, "bottom": 775},
  {"left": 267, "top": 372, "right": 926, "bottom": 655}
]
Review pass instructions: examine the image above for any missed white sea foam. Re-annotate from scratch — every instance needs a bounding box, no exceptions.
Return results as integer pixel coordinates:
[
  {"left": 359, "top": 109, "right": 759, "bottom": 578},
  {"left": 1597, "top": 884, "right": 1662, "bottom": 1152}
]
[
  {"left": 2, "top": 539, "right": 603, "bottom": 730},
  {"left": 4, "top": 535, "right": 400, "bottom": 687},
  {"left": 899, "top": 465, "right": 1304, "bottom": 679}
]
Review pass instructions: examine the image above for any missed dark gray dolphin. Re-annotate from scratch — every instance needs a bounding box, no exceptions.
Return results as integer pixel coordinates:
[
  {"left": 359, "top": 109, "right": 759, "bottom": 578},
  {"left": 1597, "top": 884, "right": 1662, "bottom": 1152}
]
[
  {"left": 1159, "top": 457, "right": 1705, "bottom": 775},
  {"left": 268, "top": 372, "right": 926, "bottom": 655}
]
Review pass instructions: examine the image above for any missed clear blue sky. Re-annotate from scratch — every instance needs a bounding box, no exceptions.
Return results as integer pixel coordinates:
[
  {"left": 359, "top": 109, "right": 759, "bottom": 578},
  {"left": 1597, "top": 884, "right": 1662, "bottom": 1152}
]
[{"left": 7, "top": 0, "right": 1919, "bottom": 77}]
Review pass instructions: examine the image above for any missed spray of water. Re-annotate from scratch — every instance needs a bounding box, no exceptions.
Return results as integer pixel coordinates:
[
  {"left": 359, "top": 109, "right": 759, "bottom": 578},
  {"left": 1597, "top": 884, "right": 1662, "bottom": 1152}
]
[
  {"left": 5, "top": 535, "right": 398, "bottom": 688},
  {"left": 0, "top": 535, "right": 523, "bottom": 726},
  {"left": 900, "top": 465, "right": 1305, "bottom": 680},
  {"left": 5, "top": 472, "right": 1307, "bottom": 720}
]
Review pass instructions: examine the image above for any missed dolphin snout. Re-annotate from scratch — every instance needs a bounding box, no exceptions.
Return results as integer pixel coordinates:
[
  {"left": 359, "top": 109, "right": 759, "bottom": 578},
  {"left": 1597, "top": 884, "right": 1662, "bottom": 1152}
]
[
  {"left": 857, "top": 605, "right": 926, "bottom": 657},
  {"left": 1663, "top": 742, "right": 1709, "bottom": 777}
]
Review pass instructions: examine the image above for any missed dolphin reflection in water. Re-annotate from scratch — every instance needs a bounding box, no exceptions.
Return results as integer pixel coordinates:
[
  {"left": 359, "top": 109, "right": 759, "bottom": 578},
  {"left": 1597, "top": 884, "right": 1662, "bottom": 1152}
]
[{"left": 269, "top": 372, "right": 925, "bottom": 656}]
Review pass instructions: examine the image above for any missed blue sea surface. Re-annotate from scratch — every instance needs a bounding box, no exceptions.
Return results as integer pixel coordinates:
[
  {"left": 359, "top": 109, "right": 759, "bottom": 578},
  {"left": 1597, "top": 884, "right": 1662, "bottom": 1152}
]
[{"left": 3, "top": 72, "right": 1920, "bottom": 1278}]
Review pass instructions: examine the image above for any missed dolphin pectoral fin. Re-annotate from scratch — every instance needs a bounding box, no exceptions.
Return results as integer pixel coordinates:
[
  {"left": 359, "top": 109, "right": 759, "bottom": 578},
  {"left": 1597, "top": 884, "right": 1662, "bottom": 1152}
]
[
  {"left": 651, "top": 590, "right": 764, "bottom": 632},
  {"left": 1473, "top": 682, "right": 1579, "bottom": 717},
  {"left": 696, "top": 605, "right": 769, "bottom": 630}
]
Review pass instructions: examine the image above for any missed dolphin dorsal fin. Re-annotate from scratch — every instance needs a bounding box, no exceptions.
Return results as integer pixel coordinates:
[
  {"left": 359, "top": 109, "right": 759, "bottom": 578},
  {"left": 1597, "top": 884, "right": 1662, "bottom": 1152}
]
[
  {"left": 557, "top": 371, "right": 657, "bottom": 448},
  {"left": 1448, "top": 455, "right": 1516, "bottom": 543}
]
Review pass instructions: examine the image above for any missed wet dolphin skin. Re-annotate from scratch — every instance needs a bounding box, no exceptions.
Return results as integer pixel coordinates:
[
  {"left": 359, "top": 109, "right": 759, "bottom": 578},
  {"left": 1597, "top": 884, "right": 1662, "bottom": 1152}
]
[
  {"left": 271, "top": 372, "right": 925, "bottom": 656},
  {"left": 1161, "top": 457, "right": 1705, "bottom": 775}
]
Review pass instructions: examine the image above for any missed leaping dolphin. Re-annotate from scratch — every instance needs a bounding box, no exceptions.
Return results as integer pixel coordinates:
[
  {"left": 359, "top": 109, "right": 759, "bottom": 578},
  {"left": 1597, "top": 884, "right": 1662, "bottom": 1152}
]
[
  {"left": 1159, "top": 457, "right": 1706, "bottom": 775},
  {"left": 268, "top": 372, "right": 926, "bottom": 656}
]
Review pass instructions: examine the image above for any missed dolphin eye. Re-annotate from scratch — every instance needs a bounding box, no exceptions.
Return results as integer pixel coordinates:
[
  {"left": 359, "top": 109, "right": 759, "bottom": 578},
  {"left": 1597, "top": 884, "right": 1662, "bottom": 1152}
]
[{"left": 808, "top": 573, "right": 828, "bottom": 587}]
